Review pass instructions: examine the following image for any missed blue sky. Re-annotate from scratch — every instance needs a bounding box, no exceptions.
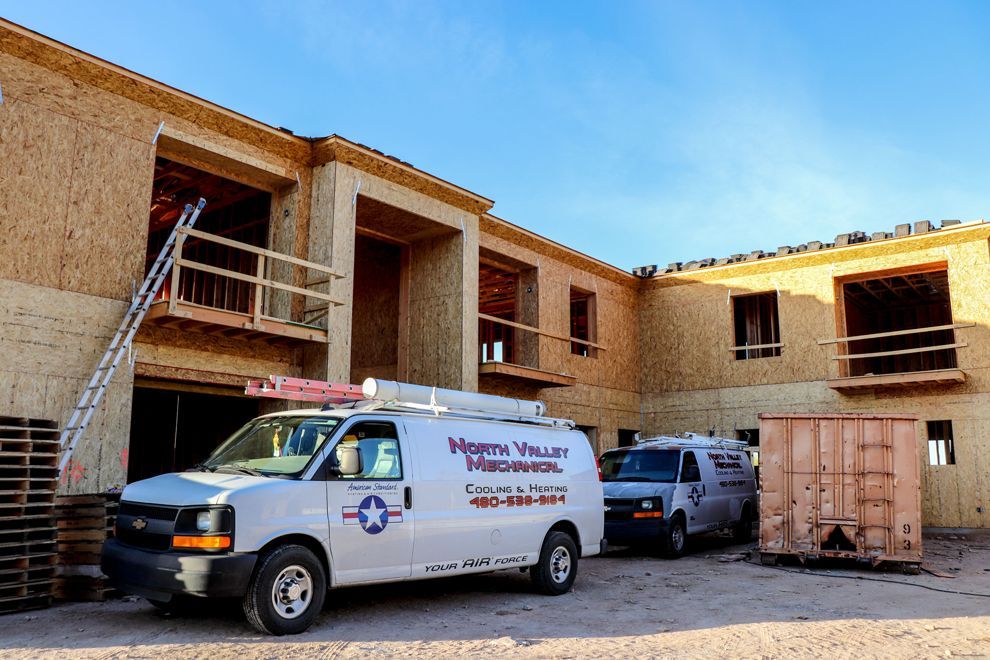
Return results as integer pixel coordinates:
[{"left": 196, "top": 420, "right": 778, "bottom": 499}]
[{"left": 3, "top": 1, "right": 989, "bottom": 270}]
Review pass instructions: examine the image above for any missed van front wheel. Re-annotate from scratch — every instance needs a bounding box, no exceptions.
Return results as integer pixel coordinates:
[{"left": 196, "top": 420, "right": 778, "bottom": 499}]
[
  {"left": 243, "top": 544, "right": 326, "bottom": 635},
  {"left": 662, "top": 514, "right": 687, "bottom": 558},
  {"left": 531, "top": 531, "right": 578, "bottom": 595}
]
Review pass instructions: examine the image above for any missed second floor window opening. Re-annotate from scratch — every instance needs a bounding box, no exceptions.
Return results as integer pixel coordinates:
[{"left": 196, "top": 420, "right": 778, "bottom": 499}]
[{"left": 732, "top": 292, "right": 781, "bottom": 360}]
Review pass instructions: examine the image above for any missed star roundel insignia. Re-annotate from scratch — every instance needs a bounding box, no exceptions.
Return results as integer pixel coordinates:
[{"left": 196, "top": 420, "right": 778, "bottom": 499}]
[{"left": 358, "top": 495, "right": 389, "bottom": 534}]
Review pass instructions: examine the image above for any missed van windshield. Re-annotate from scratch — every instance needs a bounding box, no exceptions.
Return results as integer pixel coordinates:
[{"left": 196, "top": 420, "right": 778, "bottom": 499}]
[
  {"left": 199, "top": 416, "right": 340, "bottom": 478},
  {"left": 600, "top": 449, "right": 680, "bottom": 483}
]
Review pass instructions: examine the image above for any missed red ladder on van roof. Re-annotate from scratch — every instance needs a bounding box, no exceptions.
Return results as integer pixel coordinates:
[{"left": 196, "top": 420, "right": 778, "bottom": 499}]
[{"left": 245, "top": 375, "right": 365, "bottom": 404}]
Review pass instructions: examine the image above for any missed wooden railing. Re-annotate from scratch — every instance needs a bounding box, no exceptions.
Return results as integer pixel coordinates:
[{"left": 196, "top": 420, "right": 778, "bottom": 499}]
[
  {"left": 478, "top": 313, "right": 606, "bottom": 357},
  {"left": 170, "top": 227, "right": 344, "bottom": 332},
  {"left": 818, "top": 322, "right": 973, "bottom": 376}
]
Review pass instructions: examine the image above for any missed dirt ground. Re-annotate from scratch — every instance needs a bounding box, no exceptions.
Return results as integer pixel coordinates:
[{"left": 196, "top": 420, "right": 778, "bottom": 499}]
[{"left": 3, "top": 532, "right": 989, "bottom": 659}]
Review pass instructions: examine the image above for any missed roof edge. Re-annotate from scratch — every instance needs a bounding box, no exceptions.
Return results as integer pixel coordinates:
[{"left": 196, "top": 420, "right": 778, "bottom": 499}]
[
  {"left": 647, "top": 219, "right": 990, "bottom": 282},
  {"left": 481, "top": 213, "right": 638, "bottom": 285}
]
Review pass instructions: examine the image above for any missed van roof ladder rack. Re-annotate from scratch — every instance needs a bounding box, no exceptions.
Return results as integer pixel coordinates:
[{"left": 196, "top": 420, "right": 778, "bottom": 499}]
[
  {"left": 245, "top": 375, "right": 577, "bottom": 429},
  {"left": 636, "top": 432, "right": 749, "bottom": 451}
]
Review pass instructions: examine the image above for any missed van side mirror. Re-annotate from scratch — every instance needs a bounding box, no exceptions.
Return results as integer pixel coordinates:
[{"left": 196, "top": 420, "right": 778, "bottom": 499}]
[
  {"left": 681, "top": 465, "right": 701, "bottom": 482},
  {"left": 333, "top": 445, "right": 362, "bottom": 476}
]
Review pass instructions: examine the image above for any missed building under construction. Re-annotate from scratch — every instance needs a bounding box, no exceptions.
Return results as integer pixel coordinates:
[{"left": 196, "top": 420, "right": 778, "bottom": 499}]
[{"left": 0, "top": 19, "right": 986, "bottom": 528}]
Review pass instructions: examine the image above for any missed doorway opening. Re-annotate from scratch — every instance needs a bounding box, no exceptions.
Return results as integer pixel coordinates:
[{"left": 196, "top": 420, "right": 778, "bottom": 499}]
[
  {"left": 127, "top": 384, "right": 260, "bottom": 483},
  {"left": 147, "top": 157, "right": 271, "bottom": 314},
  {"left": 350, "top": 233, "right": 401, "bottom": 383},
  {"left": 479, "top": 261, "right": 517, "bottom": 364}
]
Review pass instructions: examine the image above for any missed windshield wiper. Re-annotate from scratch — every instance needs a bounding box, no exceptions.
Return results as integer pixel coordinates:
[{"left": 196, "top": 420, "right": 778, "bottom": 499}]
[
  {"left": 188, "top": 463, "right": 216, "bottom": 473},
  {"left": 214, "top": 465, "right": 266, "bottom": 477}
]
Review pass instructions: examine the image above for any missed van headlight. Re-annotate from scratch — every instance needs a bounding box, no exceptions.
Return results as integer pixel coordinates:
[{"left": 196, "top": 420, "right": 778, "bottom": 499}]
[
  {"left": 633, "top": 498, "right": 663, "bottom": 519},
  {"left": 175, "top": 506, "right": 233, "bottom": 535},
  {"left": 196, "top": 511, "right": 211, "bottom": 532}
]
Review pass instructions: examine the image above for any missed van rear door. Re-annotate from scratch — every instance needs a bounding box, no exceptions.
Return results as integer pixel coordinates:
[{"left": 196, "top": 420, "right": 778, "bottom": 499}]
[{"left": 325, "top": 417, "right": 415, "bottom": 583}]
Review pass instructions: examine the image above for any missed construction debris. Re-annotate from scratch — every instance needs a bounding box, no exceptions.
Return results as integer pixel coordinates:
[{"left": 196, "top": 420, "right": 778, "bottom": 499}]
[{"left": 633, "top": 218, "right": 981, "bottom": 276}]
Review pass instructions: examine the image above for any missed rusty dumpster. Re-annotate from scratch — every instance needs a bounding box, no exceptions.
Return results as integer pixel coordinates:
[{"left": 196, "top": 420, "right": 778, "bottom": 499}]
[{"left": 758, "top": 413, "right": 922, "bottom": 572}]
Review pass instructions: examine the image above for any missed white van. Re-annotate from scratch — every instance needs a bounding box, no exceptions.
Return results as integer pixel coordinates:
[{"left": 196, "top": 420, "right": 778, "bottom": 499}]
[
  {"left": 102, "top": 380, "right": 604, "bottom": 635},
  {"left": 600, "top": 434, "right": 756, "bottom": 557}
]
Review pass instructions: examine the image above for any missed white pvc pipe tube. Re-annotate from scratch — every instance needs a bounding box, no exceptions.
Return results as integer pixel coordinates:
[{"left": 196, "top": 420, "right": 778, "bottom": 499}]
[{"left": 362, "top": 378, "right": 546, "bottom": 418}]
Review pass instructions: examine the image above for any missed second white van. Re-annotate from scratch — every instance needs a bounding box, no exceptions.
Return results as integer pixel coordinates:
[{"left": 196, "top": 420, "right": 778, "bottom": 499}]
[{"left": 600, "top": 434, "right": 756, "bottom": 557}]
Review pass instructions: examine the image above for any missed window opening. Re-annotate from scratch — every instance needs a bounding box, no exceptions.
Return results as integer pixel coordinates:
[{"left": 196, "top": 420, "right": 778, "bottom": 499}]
[
  {"left": 841, "top": 269, "right": 956, "bottom": 377},
  {"left": 927, "top": 420, "right": 955, "bottom": 466},
  {"left": 733, "top": 292, "right": 781, "bottom": 359},
  {"left": 618, "top": 429, "right": 639, "bottom": 448},
  {"left": 570, "top": 288, "right": 597, "bottom": 357}
]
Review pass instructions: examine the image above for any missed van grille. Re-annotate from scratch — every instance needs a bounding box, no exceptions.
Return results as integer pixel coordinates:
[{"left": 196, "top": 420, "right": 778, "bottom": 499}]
[
  {"left": 604, "top": 498, "right": 636, "bottom": 521},
  {"left": 115, "top": 501, "right": 178, "bottom": 552}
]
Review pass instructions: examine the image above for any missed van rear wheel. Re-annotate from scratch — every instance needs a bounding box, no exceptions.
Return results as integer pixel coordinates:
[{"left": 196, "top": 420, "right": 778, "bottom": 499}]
[
  {"left": 733, "top": 504, "right": 753, "bottom": 542},
  {"left": 243, "top": 544, "right": 326, "bottom": 635},
  {"left": 531, "top": 531, "right": 578, "bottom": 595}
]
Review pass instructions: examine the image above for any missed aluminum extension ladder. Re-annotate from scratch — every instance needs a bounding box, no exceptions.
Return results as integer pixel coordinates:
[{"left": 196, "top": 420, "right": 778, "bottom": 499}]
[{"left": 58, "top": 198, "right": 207, "bottom": 474}]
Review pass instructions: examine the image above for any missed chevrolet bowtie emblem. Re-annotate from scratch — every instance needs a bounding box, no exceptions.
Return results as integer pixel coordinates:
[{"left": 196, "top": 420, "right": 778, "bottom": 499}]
[
  {"left": 131, "top": 517, "right": 148, "bottom": 531},
  {"left": 604, "top": 506, "right": 611, "bottom": 512}
]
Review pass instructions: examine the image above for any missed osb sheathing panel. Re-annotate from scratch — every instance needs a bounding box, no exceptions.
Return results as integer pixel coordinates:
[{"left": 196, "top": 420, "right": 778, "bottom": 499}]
[
  {"left": 0, "top": 23, "right": 311, "bottom": 164},
  {"left": 344, "top": 163, "right": 476, "bottom": 234},
  {"left": 313, "top": 139, "right": 492, "bottom": 216},
  {"left": 133, "top": 325, "right": 299, "bottom": 384},
  {"left": 407, "top": 233, "right": 470, "bottom": 389},
  {"left": 0, "top": 51, "right": 307, "bottom": 302},
  {"left": 641, "top": 380, "right": 990, "bottom": 528},
  {"left": 0, "top": 280, "right": 133, "bottom": 493},
  {"left": 0, "top": 97, "right": 74, "bottom": 289},
  {"left": 60, "top": 123, "right": 154, "bottom": 299},
  {"left": 307, "top": 162, "right": 353, "bottom": 383},
  {"left": 0, "top": 51, "right": 306, "bottom": 173},
  {"left": 641, "top": 233, "right": 990, "bottom": 395},
  {"left": 266, "top": 180, "right": 310, "bottom": 322}
]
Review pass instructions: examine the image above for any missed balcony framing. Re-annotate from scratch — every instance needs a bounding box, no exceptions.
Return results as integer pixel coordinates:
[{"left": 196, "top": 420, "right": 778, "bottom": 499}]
[{"left": 145, "top": 226, "right": 344, "bottom": 345}]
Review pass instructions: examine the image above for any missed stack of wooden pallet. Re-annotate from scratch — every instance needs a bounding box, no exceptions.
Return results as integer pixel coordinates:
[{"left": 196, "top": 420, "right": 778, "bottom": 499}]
[
  {"left": 0, "top": 416, "right": 59, "bottom": 614},
  {"left": 55, "top": 494, "right": 118, "bottom": 602}
]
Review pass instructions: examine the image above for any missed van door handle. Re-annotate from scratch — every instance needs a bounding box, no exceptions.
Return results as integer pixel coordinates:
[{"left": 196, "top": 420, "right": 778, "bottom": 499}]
[{"left": 404, "top": 486, "right": 412, "bottom": 510}]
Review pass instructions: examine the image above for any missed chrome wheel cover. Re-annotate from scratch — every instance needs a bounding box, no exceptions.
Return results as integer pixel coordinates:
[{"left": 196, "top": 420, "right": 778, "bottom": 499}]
[
  {"left": 550, "top": 546, "right": 572, "bottom": 584},
  {"left": 271, "top": 564, "right": 313, "bottom": 620}
]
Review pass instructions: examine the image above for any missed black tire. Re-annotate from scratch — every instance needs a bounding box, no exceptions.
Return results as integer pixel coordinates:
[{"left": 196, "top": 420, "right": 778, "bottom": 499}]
[
  {"left": 760, "top": 552, "right": 778, "bottom": 566},
  {"left": 243, "top": 544, "right": 326, "bottom": 635},
  {"left": 733, "top": 504, "right": 753, "bottom": 542},
  {"left": 530, "top": 531, "right": 578, "bottom": 595},
  {"left": 662, "top": 514, "right": 687, "bottom": 559},
  {"left": 902, "top": 563, "right": 921, "bottom": 576}
]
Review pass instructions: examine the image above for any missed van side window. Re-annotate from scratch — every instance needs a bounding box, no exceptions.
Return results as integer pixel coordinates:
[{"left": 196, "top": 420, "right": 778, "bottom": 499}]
[
  {"left": 680, "top": 451, "right": 701, "bottom": 483},
  {"left": 335, "top": 421, "right": 402, "bottom": 480}
]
